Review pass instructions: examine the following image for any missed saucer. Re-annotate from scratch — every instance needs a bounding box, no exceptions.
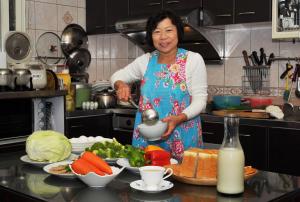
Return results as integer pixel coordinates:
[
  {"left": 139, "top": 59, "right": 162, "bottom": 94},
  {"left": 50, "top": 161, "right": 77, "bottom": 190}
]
[{"left": 130, "top": 180, "right": 173, "bottom": 193}]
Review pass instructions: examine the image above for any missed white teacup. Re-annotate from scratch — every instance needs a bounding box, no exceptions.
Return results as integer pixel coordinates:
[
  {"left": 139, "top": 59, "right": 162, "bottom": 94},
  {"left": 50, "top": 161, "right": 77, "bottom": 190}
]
[{"left": 139, "top": 166, "right": 173, "bottom": 191}]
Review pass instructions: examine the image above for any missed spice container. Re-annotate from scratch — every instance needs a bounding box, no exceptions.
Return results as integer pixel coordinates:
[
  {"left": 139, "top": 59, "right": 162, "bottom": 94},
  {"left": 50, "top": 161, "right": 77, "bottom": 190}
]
[{"left": 217, "top": 114, "right": 245, "bottom": 194}]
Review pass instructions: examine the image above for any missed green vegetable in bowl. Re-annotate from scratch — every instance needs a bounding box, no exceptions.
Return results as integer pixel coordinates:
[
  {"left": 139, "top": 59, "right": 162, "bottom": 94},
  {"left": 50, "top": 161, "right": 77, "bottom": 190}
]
[{"left": 26, "top": 130, "right": 71, "bottom": 163}]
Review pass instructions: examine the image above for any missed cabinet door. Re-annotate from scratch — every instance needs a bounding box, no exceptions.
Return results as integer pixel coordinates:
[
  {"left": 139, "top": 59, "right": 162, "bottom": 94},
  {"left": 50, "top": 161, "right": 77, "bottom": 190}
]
[
  {"left": 129, "top": 0, "right": 162, "bottom": 16},
  {"left": 66, "top": 115, "right": 112, "bottom": 138},
  {"left": 235, "top": 0, "right": 271, "bottom": 23},
  {"left": 202, "top": 122, "right": 223, "bottom": 144},
  {"left": 163, "top": 0, "right": 201, "bottom": 11},
  {"left": 202, "top": 0, "right": 234, "bottom": 25},
  {"left": 269, "top": 128, "right": 300, "bottom": 176},
  {"left": 106, "top": 0, "right": 129, "bottom": 33},
  {"left": 239, "top": 125, "right": 268, "bottom": 170},
  {"left": 86, "top": 0, "right": 106, "bottom": 34}
]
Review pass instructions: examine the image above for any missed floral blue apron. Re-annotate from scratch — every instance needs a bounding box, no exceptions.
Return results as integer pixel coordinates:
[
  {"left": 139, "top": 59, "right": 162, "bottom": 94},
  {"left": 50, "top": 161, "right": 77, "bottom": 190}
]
[{"left": 132, "top": 48, "right": 203, "bottom": 160}]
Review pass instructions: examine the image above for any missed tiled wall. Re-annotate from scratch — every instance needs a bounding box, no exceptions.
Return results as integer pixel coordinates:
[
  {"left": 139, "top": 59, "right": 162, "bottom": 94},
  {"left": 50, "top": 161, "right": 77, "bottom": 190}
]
[{"left": 25, "top": 1, "right": 300, "bottom": 105}]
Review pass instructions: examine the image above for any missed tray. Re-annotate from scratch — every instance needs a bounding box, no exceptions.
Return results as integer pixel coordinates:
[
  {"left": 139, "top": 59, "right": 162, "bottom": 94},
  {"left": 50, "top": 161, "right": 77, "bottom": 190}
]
[{"left": 170, "top": 166, "right": 258, "bottom": 186}]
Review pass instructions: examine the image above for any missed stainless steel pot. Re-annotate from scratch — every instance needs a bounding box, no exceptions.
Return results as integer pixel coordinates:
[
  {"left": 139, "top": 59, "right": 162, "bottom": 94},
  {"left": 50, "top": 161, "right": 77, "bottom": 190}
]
[
  {"left": 13, "top": 68, "right": 32, "bottom": 86},
  {"left": 93, "top": 90, "right": 116, "bottom": 109},
  {"left": 0, "top": 69, "right": 13, "bottom": 86}
]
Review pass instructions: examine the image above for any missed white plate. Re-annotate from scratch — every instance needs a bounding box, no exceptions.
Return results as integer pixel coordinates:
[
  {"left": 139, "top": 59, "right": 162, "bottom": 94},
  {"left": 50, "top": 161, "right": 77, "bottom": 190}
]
[
  {"left": 43, "top": 160, "right": 76, "bottom": 179},
  {"left": 20, "top": 154, "right": 78, "bottom": 167},
  {"left": 116, "top": 158, "right": 178, "bottom": 174},
  {"left": 130, "top": 180, "right": 173, "bottom": 193}
]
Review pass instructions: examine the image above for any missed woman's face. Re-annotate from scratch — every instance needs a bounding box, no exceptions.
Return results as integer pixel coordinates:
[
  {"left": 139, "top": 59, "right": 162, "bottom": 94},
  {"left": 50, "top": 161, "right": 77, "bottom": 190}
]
[{"left": 152, "top": 18, "right": 178, "bottom": 55}]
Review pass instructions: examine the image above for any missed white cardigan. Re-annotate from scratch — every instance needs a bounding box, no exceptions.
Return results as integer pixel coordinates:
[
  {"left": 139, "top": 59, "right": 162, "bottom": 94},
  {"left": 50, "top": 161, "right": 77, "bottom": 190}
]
[{"left": 110, "top": 51, "right": 208, "bottom": 120}]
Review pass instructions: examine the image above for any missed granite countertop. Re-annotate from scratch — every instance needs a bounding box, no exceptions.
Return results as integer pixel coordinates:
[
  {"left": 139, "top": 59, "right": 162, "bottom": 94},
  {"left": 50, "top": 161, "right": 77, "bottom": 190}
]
[{"left": 1, "top": 151, "right": 300, "bottom": 202}]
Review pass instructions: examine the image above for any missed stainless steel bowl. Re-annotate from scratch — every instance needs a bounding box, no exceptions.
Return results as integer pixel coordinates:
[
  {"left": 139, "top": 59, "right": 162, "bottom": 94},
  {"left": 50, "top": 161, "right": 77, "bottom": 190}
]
[
  {"left": 0, "top": 69, "right": 13, "bottom": 86},
  {"left": 13, "top": 68, "right": 31, "bottom": 86}
]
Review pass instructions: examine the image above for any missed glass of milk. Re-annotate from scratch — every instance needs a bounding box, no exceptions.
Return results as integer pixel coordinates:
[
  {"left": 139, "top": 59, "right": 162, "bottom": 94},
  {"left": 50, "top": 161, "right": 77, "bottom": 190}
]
[{"left": 217, "top": 114, "right": 245, "bottom": 194}]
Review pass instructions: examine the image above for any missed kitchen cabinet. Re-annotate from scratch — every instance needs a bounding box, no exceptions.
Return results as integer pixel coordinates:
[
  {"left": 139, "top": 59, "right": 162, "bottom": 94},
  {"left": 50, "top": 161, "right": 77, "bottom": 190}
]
[
  {"left": 202, "top": 121, "right": 268, "bottom": 170},
  {"left": 129, "top": 0, "right": 202, "bottom": 17},
  {"left": 268, "top": 127, "right": 300, "bottom": 176},
  {"left": 86, "top": 0, "right": 129, "bottom": 34},
  {"left": 66, "top": 114, "right": 112, "bottom": 138},
  {"left": 202, "top": 0, "right": 271, "bottom": 25}
]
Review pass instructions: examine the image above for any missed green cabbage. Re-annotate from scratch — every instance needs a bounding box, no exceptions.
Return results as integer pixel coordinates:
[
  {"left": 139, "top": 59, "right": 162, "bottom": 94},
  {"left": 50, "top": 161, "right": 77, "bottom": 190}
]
[{"left": 26, "top": 130, "right": 71, "bottom": 162}]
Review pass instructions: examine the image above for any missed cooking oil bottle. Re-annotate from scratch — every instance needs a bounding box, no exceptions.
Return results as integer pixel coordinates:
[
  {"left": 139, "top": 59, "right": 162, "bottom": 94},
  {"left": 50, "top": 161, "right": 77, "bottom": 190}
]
[{"left": 217, "top": 114, "right": 245, "bottom": 194}]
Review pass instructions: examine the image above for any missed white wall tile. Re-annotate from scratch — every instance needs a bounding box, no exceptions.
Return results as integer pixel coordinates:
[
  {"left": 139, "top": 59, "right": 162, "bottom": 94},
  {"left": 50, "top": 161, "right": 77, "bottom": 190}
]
[
  {"left": 26, "top": 29, "right": 36, "bottom": 57},
  {"left": 279, "top": 41, "right": 300, "bottom": 58},
  {"left": 270, "top": 61, "right": 279, "bottom": 88},
  {"left": 57, "top": 5, "right": 78, "bottom": 31},
  {"left": 224, "top": 57, "right": 244, "bottom": 86},
  {"left": 96, "top": 59, "right": 104, "bottom": 81},
  {"left": 128, "top": 40, "right": 137, "bottom": 59},
  {"left": 96, "top": 35, "right": 104, "bottom": 58},
  {"left": 78, "top": 0, "right": 86, "bottom": 8},
  {"left": 110, "top": 34, "right": 128, "bottom": 58},
  {"left": 35, "top": 0, "right": 57, "bottom": 3},
  {"left": 77, "top": 8, "right": 86, "bottom": 31},
  {"left": 35, "top": 2, "right": 58, "bottom": 31},
  {"left": 102, "top": 59, "right": 111, "bottom": 80},
  {"left": 250, "top": 23, "right": 279, "bottom": 57},
  {"left": 88, "top": 35, "right": 97, "bottom": 58},
  {"left": 57, "top": 0, "right": 77, "bottom": 6},
  {"left": 103, "top": 35, "right": 111, "bottom": 59},
  {"left": 87, "top": 59, "right": 97, "bottom": 83},
  {"left": 206, "top": 63, "right": 225, "bottom": 86},
  {"left": 110, "top": 59, "right": 128, "bottom": 77},
  {"left": 225, "top": 24, "right": 251, "bottom": 58}
]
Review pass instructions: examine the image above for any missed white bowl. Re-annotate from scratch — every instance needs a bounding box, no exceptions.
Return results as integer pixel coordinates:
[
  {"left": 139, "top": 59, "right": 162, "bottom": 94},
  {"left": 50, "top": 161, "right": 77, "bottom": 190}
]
[
  {"left": 137, "top": 121, "right": 167, "bottom": 141},
  {"left": 70, "top": 166, "right": 124, "bottom": 187}
]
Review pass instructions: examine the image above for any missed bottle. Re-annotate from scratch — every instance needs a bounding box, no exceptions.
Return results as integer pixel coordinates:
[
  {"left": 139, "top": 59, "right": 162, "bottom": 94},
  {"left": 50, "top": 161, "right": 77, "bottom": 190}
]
[{"left": 217, "top": 114, "right": 245, "bottom": 194}]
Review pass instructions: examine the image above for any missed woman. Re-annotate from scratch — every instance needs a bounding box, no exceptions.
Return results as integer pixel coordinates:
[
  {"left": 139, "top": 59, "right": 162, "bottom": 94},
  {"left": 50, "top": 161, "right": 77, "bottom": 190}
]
[{"left": 110, "top": 10, "right": 207, "bottom": 160}]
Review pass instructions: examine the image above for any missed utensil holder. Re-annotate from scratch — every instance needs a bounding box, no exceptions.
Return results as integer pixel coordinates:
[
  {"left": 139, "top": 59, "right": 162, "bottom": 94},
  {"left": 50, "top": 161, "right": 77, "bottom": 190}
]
[{"left": 242, "top": 66, "right": 270, "bottom": 95}]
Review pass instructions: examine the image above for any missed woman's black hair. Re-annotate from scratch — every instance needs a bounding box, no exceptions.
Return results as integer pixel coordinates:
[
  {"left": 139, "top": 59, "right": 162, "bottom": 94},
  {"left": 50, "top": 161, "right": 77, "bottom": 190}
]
[{"left": 145, "top": 10, "right": 184, "bottom": 47}]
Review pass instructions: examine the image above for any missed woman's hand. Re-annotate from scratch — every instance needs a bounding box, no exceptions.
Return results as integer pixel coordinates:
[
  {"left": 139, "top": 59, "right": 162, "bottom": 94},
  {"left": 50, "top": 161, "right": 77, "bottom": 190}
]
[
  {"left": 114, "top": 80, "right": 131, "bottom": 101},
  {"left": 161, "top": 113, "right": 187, "bottom": 138}
]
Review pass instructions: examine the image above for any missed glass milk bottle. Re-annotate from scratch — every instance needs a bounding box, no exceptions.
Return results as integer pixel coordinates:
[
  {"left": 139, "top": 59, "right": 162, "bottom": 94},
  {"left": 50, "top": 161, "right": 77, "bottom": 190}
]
[{"left": 217, "top": 114, "right": 245, "bottom": 194}]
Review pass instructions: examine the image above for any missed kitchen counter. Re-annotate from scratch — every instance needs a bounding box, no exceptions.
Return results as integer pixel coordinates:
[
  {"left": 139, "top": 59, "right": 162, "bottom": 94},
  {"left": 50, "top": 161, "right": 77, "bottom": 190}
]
[
  {"left": 1, "top": 151, "right": 300, "bottom": 202},
  {"left": 0, "top": 90, "right": 67, "bottom": 100}
]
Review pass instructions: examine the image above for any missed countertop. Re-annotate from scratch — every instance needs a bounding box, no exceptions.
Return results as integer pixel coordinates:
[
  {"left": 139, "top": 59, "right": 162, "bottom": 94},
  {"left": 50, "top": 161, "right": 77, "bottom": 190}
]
[
  {"left": 1, "top": 151, "right": 300, "bottom": 202},
  {"left": 0, "top": 90, "right": 67, "bottom": 100}
]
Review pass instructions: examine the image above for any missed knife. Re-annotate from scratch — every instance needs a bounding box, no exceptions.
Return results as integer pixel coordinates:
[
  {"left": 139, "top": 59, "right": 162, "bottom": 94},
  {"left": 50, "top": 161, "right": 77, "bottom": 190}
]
[
  {"left": 252, "top": 51, "right": 261, "bottom": 66},
  {"left": 267, "top": 53, "right": 275, "bottom": 66},
  {"left": 259, "top": 48, "right": 267, "bottom": 65},
  {"left": 242, "top": 50, "right": 250, "bottom": 66},
  {"left": 249, "top": 54, "right": 258, "bottom": 66},
  {"left": 280, "top": 63, "right": 293, "bottom": 79}
]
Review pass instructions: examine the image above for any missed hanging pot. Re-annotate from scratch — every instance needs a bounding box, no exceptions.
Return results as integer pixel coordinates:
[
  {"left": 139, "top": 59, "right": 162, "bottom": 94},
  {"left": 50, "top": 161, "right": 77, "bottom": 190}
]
[
  {"left": 66, "top": 48, "right": 91, "bottom": 74},
  {"left": 61, "top": 24, "right": 88, "bottom": 56}
]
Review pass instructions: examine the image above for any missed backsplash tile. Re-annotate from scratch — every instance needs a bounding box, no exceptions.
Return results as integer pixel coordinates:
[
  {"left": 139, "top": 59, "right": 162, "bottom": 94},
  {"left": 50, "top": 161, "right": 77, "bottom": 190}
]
[
  {"left": 57, "top": 5, "right": 78, "bottom": 31},
  {"left": 224, "top": 58, "right": 244, "bottom": 86},
  {"left": 35, "top": 2, "right": 58, "bottom": 31}
]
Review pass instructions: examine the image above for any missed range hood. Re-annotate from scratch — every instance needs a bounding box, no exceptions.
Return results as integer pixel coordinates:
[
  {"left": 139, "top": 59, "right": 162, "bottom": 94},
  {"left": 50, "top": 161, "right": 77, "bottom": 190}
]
[{"left": 115, "top": 9, "right": 225, "bottom": 64}]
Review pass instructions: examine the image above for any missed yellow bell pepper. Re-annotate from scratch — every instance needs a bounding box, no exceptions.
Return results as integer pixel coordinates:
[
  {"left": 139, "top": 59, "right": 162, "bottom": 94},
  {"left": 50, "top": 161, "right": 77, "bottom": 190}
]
[{"left": 144, "top": 145, "right": 164, "bottom": 153}]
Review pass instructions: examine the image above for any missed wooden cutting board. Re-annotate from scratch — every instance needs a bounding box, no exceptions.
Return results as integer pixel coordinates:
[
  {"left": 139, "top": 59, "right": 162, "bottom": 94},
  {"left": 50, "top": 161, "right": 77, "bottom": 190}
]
[{"left": 212, "top": 110, "right": 270, "bottom": 119}]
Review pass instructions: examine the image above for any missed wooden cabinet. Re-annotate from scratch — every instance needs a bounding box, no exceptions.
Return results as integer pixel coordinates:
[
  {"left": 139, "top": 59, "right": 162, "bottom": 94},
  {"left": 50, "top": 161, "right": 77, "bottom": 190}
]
[
  {"left": 202, "top": 121, "right": 223, "bottom": 144},
  {"left": 129, "top": 0, "right": 202, "bottom": 17},
  {"left": 268, "top": 127, "right": 300, "bottom": 176},
  {"left": 86, "top": 0, "right": 129, "bottom": 34},
  {"left": 66, "top": 114, "right": 112, "bottom": 138},
  {"left": 202, "top": 0, "right": 271, "bottom": 25}
]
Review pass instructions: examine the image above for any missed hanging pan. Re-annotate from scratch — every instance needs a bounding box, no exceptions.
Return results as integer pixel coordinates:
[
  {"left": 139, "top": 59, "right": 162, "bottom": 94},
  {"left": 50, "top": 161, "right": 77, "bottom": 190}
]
[
  {"left": 66, "top": 48, "right": 91, "bottom": 74},
  {"left": 61, "top": 24, "right": 88, "bottom": 56}
]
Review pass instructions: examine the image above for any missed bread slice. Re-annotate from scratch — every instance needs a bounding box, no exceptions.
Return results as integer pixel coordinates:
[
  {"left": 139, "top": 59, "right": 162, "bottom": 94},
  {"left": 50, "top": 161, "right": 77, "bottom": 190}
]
[
  {"left": 179, "top": 150, "right": 198, "bottom": 178},
  {"left": 196, "top": 149, "right": 218, "bottom": 179}
]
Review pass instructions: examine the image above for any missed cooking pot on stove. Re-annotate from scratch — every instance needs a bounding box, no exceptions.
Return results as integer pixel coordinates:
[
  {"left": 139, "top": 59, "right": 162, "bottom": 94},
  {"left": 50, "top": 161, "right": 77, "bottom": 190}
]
[
  {"left": 0, "top": 69, "right": 13, "bottom": 87},
  {"left": 93, "top": 88, "right": 116, "bottom": 109}
]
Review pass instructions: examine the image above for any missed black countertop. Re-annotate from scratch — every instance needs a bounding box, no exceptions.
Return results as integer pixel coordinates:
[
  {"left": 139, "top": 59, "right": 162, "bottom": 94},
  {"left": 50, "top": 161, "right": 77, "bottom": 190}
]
[
  {"left": 1, "top": 151, "right": 300, "bottom": 202},
  {"left": 0, "top": 90, "right": 67, "bottom": 100}
]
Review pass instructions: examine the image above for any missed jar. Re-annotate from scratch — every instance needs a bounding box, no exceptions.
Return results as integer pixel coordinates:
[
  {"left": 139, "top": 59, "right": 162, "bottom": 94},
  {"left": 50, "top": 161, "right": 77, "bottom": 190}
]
[
  {"left": 74, "top": 82, "right": 91, "bottom": 108},
  {"left": 217, "top": 114, "right": 245, "bottom": 194}
]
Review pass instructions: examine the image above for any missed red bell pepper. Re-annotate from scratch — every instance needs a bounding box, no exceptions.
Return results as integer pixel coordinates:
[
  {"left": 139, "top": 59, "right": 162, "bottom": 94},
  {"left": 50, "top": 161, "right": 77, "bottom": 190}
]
[{"left": 145, "top": 150, "right": 171, "bottom": 166}]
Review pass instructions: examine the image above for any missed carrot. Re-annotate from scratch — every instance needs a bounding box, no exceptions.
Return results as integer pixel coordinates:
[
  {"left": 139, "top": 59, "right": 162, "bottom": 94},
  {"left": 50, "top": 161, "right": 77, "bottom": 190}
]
[
  {"left": 81, "top": 151, "right": 112, "bottom": 175},
  {"left": 71, "top": 158, "right": 105, "bottom": 176}
]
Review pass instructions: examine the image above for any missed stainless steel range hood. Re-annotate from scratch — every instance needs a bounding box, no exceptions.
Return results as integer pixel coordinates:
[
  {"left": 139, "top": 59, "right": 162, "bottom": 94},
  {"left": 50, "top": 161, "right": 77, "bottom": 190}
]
[{"left": 115, "top": 9, "right": 225, "bottom": 64}]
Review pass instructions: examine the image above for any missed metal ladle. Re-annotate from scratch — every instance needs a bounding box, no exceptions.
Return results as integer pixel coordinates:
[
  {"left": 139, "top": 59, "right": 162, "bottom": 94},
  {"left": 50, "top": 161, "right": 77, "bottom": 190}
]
[{"left": 128, "top": 98, "right": 159, "bottom": 126}]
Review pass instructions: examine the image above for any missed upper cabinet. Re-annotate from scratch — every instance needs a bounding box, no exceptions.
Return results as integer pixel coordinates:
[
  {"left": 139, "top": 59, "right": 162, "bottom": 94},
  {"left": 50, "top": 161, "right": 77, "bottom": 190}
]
[
  {"left": 86, "top": 0, "right": 129, "bottom": 35},
  {"left": 272, "top": 0, "right": 300, "bottom": 39},
  {"left": 203, "top": 0, "right": 271, "bottom": 26},
  {"left": 129, "top": 0, "right": 202, "bottom": 17}
]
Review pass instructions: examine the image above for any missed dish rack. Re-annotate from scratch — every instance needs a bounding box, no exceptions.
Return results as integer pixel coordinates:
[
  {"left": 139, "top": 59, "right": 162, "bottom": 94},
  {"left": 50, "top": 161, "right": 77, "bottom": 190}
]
[{"left": 242, "top": 66, "right": 270, "bottom": 95}]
